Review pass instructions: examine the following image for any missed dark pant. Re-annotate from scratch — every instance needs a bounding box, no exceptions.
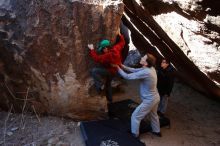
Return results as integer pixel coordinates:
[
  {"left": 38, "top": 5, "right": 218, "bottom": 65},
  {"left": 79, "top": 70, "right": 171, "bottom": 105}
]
[{"left": 90, "top": 67, "right": 113, "bottom": 102}]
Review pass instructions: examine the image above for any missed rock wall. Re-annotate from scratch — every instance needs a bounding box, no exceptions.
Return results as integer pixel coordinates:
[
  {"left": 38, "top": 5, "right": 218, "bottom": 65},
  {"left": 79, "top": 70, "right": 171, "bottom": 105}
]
[
  {"left": 122, "top": 0, "right": 220, "bottom": 99},
  {"left": 141, "top": 0, "right": 220, "bottom": 86},
  {"left": 0, "top": 0, "right": 124, "bottom": 120}
]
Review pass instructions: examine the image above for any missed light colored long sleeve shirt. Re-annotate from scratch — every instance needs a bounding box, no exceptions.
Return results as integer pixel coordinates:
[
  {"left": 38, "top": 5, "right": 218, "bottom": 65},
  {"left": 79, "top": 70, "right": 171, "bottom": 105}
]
[{"left": 118, "top": 66, "right": 159, "bottom": 101}]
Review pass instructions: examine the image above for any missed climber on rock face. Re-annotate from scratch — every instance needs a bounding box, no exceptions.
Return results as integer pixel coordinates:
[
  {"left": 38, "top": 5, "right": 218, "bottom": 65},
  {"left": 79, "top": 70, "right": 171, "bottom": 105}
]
[{"left": 88, "top": 29, "right": 125, "bottom": 103}]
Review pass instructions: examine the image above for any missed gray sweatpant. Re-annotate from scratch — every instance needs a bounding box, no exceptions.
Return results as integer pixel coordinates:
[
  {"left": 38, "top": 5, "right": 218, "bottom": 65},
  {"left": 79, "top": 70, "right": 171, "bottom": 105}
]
[{"left": 131, "top": 98, "right": 160, "bottom": 137}]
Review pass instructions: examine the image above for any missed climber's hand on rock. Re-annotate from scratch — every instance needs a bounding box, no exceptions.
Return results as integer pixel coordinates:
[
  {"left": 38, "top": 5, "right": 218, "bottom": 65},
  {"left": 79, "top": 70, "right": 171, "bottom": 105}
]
[
  {"left": 117, "top": 28, "right": 121, "bottom": 36},
  {"left": 88, "top": 44, "right": 94, "bottom": 50}
]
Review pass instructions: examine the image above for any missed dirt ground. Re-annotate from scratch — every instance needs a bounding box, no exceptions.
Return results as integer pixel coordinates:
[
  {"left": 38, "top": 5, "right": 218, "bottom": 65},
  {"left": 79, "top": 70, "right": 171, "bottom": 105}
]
[{"left": 0, "top": 81, "right": 220, "bottom": 146}]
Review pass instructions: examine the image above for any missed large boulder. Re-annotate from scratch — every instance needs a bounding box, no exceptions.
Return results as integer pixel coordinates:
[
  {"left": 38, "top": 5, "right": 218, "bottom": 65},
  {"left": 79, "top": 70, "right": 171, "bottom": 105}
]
[
  {"left": 0, "top": 0, "right": 124, "bottom": 120},
  {"left": 148, "top": 0, "right": 220, "bottom": 85},
  {"left": 122, "top": 0, "right": 220, "bottom": 99}
]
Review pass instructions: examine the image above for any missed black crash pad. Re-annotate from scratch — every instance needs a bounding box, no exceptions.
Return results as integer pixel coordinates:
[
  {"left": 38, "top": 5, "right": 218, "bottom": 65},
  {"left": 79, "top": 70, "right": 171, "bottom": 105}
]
[
  {"left": 80, "top": 119, "right": 145, "bottom": 146},
  {"left": 80, "top": 99, "right": 170, "bottom": 146}
]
